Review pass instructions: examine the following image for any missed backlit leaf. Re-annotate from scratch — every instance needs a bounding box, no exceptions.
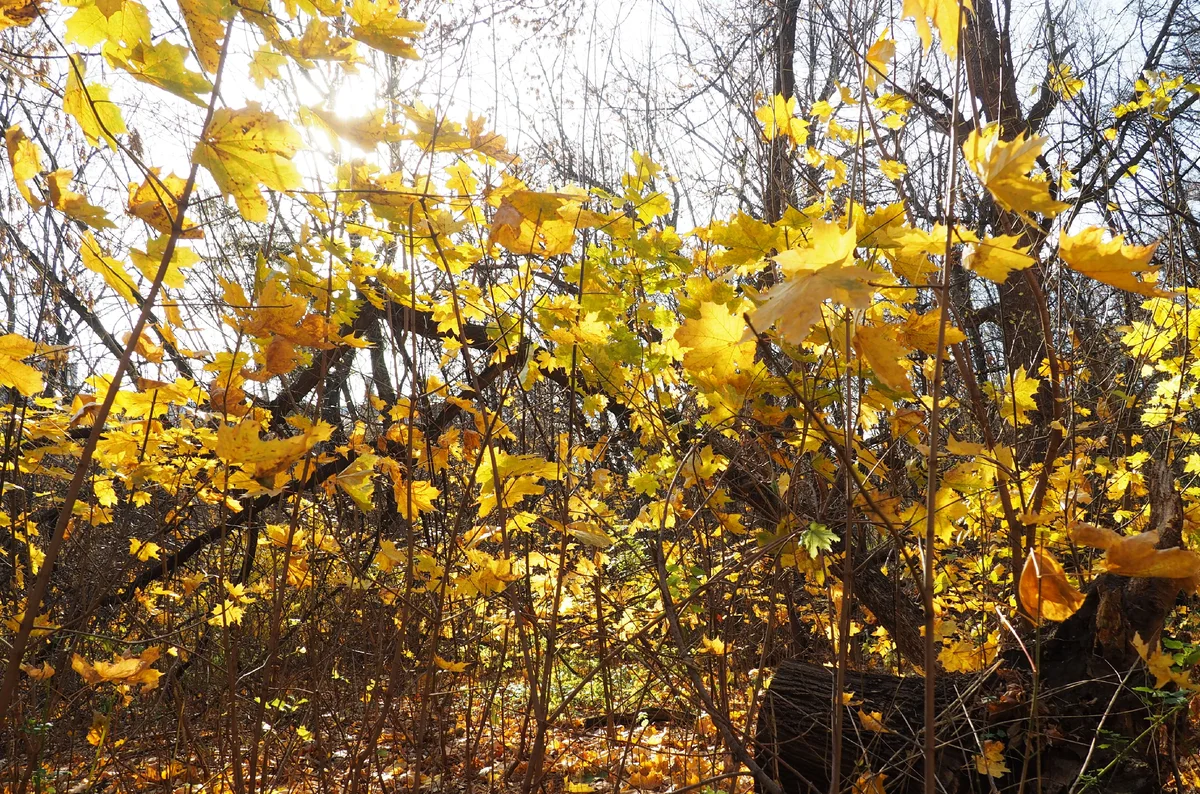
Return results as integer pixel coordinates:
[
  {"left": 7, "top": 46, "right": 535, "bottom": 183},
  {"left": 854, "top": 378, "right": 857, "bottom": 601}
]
[
  {"left": 193, "top": 104, "right": 302, "bottom": 222},
  {"left": 902, "top": 0, "right": 971, "bottom": 58},
  {"left": 1058, "top": 226, "right": 1165, "bottom": 297},
  {"left": 5, "top": 125, "right": 43, "bottom": 209},
  {"left": 1019, "top": 547, "right": 1085, "bottom": 622},
  {"left": 962, "top": 124, "right": 1068, "bottom": 219},
  {"left": 63, "top": 54, "right": 126, "bottom": 148}
]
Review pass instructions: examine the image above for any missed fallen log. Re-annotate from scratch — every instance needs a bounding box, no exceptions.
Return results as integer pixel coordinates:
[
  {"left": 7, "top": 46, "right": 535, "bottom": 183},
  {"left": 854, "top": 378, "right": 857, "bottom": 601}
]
[{"left": 756, "top": 461, "right": 1190, "bottom": 793}]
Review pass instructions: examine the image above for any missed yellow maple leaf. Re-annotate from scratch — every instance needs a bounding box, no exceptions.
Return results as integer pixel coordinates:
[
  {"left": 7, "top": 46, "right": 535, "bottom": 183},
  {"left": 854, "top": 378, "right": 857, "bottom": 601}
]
[
  {"left": 1058, "top": 226, "right": 1165, "bottom": 297},
  {"left": 995, "top": 366, "right": 1040, "bottom": 426},
  {"left": 72, "top": 646, "right": 162, "bottom": 690},
  {"left": 347, "top": 0, "right": 424, "bottom": 59},
  {"left": 1132, "top": 633, "right": 1197, "bottom": 690},
  {"left": 46, "top": 169, "right": 113, "bottom": 229},
  {"left": 1049, "top": 63, "right": 1084, "bottom": 101},
  {"left": 975, "top": 739, "right": 1010, "bottom": 777},
  {"left": 434, "top": 656, "right": 470, "bottom": 673},
  {"left": 177, "top": 0, "right": 230, "bottom": 73},
  {"left": 1019, "top": 547, "right": 1085, "bottom": 622},
  {"left": 86, "top": 712, "right": 109, "bottom": 746},
  {"left": 857, "top": 708, "right": 890, "bottom": 733},
  {"left": 675, "top": 301, "right": 755, "bottom": 382},
  {"left": 20, "top": 661, "right": 55, "bottom": 681},
  {"left": 864, "top": 29, "right": 895, "bottom": 93},
  {"left": 896, "top": 311, "right": 965, "bottom": 354},
  {"left": 81, "top": 231, "right": 140, "bottom": 305},
  {"left": 5, "top": 125, "right": 43, "bottom": 209},
  {"left": 962, "top": 124, "right": 1068, "bottom": 219},
  {"left": 126, "top": 169, "right": 204, "bottom": 238},
  {"left": 0, "top": 0, "right": 43, "bottom": 31},
  {"left": 214, "top": 419, "right": 332, "bottom": 480},
  {"left": 64, "top": 0, "right": 151, "bottom": 49},
  {"left": 879, "top": 159, "right": 908, "bottom": 180},
  {"left": 0, "top": 333, "right": 45, "bottom": 397},
  {"left": 129, "top": 538, "right": 161, "bottom": 562},
  {"left": 963, "top": 235, "right": 1035, "bottom": 283},
  {"left": 489, "top": 190, "right": 583, "bottom": 257},
  {"left": 104, "top": 39, "right": 212, "bottom": 106},
  {"left": 129, "top": 236, "right": 198, "bottom": 289},
  {"left": 207, "top": 598, "right": 246, "bottom": 626},
  {"left": 193, "top": 104, "right": 302, "bottom": 222},
  {"left": 1071, "top": 525, "right": 1200, "bottom": 580},
  {"left": 302, "top": 106, "right": 401, "bottom": 149},
  {"left": 392, "top": 477, "right": 440, "bottom": 521},
  {"left": 852, "top": 773, "right": 887, "bottom": 794},
  {"left": 902, "top": 0, "right": 971, "bottom": 58},
  {"left": 854, "top": 324, "right": 912, "bottom": 395},
  {"left": 746, "top": 222, "right": 874, "bottom": 345},
  {"left": 755, "top": 94, "right": 809, "bottom": 146},
  {"left": 336, "top": 454, "right": 378, "bottom": 511},
  {"left": 63, "top": 54, "right": 127, "bottom": 148}
]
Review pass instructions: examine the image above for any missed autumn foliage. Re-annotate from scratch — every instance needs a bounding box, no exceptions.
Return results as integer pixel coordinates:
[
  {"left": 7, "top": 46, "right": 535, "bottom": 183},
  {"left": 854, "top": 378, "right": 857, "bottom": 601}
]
[{"left": 2, "top": 0, "right": 1200, "bottom": 791}]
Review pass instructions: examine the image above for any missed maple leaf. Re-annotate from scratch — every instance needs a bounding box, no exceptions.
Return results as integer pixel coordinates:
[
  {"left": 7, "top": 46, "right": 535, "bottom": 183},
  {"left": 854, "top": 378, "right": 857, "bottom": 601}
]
[
  {"left": 105, "top": 39, "right": 212, "bottom": 106},
  {"left": 962, "top": 124, "right": 1068, "bottom": 219},
  {"left": 852, "top": 773, "right": 887, "bottom": 794},
  {"left": 1049, "top": 63, "right": 1084, "bottom": 100},
  {"left": 857, "top": 709, "right": 889, "bottom": 733},
  {"left": 129, "top": 538, "right": 161, "bottom": 561},
  {"left": 208, "top": 599, "right": 246, "bottom": 626},
  {"left": 178, "top": 0, "right": 230, "bottom": 72},
  {"left": 5, "top": 125, "right": 43, "bottom": 209},
  {"left": 336, "top": 454, "right": 378, "bottom": 511},
  {"left": 975, "top": 739, "right": 1010, "bottom": 777},
  {"left": 278, "top": 18, "right": 359, "bottom": 67},
  {"left": 994, "top": 366, "right": 1040, "bottom": 426},
  {"left": 435, "top": 656, "right": 471, "bottom": 673},
  {"left": 747, "top": 267, "right": 874, "bottom": 346},
  {"left": 565, "top": 522, "right": 614, "bottom": 549},
  {"left": 389, "top": 475, "right": 439, "bottom": 521},
  {"left": 800, "top": 522, "right": 838, "bottom": 559},
  {"left": 63, "top": 0, "right": 151, "bottom": 49},
  {"left": 963, "top": 235, "right": 1035, "bottom": 283},
  {"left": 1058, "top": 226, "right": 1165, "bottom": 297},
  {"left": 126, "top": 169, "right": 204, "bottom": 238},
  {"left": 864, "top": 29, "right": 894, "bottom": 93},
  {"left": 63, "top": 54, "right": 126, "bottom": 148},
  {"left": 20, "top": 661, "right": 55, "bottom": 681},
  {"left": 347, "top": 0, "right": 424, "bottom": 59},
  {"left": 0, "top": 0, "right": 43, "bottom": 31},
  {"left": 214, "top": 419, "right": 332, "bottom": 481},
  {"left": 1019, "top": 547, "right": 1085, "bottom": 622},
  {"left": 193, "top": 104, "right": 302, "bottom": 222},
  {"left": 902, "top": 0, "right": 971, "bottom": 58},
  {"left": 755, "top": 94, "right": 809, "bottom": 146},
  {"left": 45, "top": 168, "right": 113, "bottom": 228},
  {"left": 302, "top": 106, "right": 401, "bottom": 149},
  {"left": 854, "top": 323, "right": 912, "bottom": 395},
  {"left": 879, "top": 159, "right": 908, "bottom": 180},
  {"left": 489, "top": 190, "right": 584, "bottom": 257},
  {"left": 0, "top": 334, "right": 43, "bottom": 396},
  {"left": 897, "top": 311, "right": 965, "bottom": 354},
  {"left": 81, "top": 231, "right": 141, "bottom": 305},
  {"left": 1071, "top": 524, "right": 1200, "bottom": 580},
  {"left": 1132, "top": 633, "right": 1197, "bottom": 690},
  {"left": 72, "top": 646, "right": 162, "bottom": 690},
  {"left": 675, "top": 301, "right": 755, "bottom": 382}
]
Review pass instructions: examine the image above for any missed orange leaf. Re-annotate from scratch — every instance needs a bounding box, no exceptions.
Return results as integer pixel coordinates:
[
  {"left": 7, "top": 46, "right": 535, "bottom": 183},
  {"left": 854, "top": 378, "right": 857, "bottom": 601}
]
[{"left": 1019, "top": 547, "right": 1085, "bottom": 622}]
